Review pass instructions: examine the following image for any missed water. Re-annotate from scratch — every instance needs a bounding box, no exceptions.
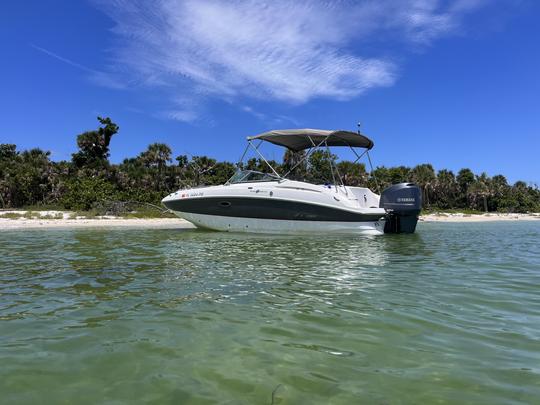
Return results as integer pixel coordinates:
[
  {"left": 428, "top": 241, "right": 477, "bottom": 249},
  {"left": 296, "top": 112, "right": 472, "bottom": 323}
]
[{"left": 1, "top": 222, "right": 539, "bottom": 404}]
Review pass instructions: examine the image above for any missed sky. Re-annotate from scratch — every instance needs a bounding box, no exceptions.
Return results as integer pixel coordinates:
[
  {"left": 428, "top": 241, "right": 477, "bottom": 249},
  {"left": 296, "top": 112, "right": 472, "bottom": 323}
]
[{"left": 1, "top": 0, "right": 539, "bottom": 184}]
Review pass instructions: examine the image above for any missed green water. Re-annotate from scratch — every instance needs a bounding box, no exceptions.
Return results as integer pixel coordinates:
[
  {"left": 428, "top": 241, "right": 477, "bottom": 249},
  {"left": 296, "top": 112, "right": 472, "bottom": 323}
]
[{"left": 1, "top": 222, "right": 539, "bottom": 404}]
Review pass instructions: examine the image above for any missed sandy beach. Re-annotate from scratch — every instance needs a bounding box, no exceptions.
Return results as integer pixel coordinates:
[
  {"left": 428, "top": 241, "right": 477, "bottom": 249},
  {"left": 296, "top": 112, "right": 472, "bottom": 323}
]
[
  {"left": 0, "top": 210, "right": 538, "bottom": 230},
  {"left": 0, "top": 210, "right": 195, "bottom": 230},
  {"left": 420, "top": 212, "right": 540, "bottom": 222}
]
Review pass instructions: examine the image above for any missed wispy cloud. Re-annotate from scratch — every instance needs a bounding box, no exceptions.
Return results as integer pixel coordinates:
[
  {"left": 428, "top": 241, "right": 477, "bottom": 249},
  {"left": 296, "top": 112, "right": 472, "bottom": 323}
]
[
  {"left": 30, "top": 43, "right": 126, "bottom": 90},
  {"left": 91, "top": 0, "right": 493, "bottom": 120},
  {"left": 242, "top": 105, "right": 302, "bottom": 126}
]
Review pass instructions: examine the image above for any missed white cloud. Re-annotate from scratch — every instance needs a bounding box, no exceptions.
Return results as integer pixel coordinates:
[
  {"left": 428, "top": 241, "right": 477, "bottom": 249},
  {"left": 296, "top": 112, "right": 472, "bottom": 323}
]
[
  {"left": 161, "top": 109, "right": 200, "bottom": 122},
  {"left": 93, "top": 0, "right": 492, "bottom": 118}
]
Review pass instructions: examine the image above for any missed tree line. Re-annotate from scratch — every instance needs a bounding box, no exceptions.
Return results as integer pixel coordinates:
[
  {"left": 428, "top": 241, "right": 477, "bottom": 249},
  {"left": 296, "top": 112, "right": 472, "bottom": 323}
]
[{"left": 1, "top": 117, "right": 539, "bottom": 213}]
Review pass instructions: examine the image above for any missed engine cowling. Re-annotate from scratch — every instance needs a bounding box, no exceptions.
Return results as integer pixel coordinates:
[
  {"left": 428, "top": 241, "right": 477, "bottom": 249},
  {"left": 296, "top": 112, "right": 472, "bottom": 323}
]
[{"left": 380, "top": 183, "right": 422, "bottom": 234}]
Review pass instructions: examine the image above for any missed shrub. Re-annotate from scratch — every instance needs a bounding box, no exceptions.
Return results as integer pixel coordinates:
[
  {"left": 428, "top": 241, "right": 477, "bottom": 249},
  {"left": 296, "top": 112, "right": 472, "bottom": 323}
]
[{"left": 61, "top": 177, "right": 119, "bottom": 211}]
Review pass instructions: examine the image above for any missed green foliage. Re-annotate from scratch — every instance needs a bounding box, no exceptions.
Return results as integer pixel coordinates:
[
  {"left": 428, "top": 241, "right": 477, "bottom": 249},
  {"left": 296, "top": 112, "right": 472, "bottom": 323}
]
[
  {"left": 336, "top": 161, "right": 368, "bottom": 186},
  {"left": 433, "top": 169, "right": 458, "bottom": 209},
  {"left": 457, "top": 168, "right": 475, "bottom": 191},
  {"left": 0, "top": 146, "right": 53, "bottom": 207},
  {"left": 368, "top": 166, "right": 411, "bottom": 191},
  {"left": 1, "top": 119, "right": 539, "bottom": 214},
  {"left": 139, "top": 143, "right": 172, "bottom": 166},
  {"left": 411, "top": 163, "right": 436, "bottom": 208},
  {"left": 0, "top": 212, "right": 24, "bottom": 219},
  {"left": 282, "top": 149, "right": 307, "bottom": 180},
  {"left": 307, "top": 150, "right": 337, "bottom": 184},
  {"left": 0, "top": 144, "right": 17, "bottom": 160},
  {"left": 61, "top": 177, "right": 118, "bottom": 211},
  {"left": 72, "top": 116, "right": 119, "bottom": 169}
]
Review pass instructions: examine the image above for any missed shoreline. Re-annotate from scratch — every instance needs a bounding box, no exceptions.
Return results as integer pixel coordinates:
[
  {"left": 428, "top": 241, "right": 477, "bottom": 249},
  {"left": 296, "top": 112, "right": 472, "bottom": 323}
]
[
  {"left": 0, "top": 210, "right": 196, "bottom": 230},
  {"left": 0, "top": 217, "right": 196, "bottom": 230},
  {"left": 420, "top": 212, "right": 540, "bottom": 222},
  {"left": 0, "top": 210, "right": 539, "bottom": 230}
]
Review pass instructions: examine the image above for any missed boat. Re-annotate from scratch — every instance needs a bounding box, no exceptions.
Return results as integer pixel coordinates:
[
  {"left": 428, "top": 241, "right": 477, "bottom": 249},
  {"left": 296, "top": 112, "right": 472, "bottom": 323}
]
[{"left": 162, "top": 129, "right": 422, "bottom": 235}]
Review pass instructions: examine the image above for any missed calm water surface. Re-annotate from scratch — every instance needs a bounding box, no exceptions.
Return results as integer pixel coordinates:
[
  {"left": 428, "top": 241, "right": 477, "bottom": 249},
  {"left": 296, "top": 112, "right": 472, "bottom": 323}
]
[{"left": 1, "top": 222, "right": 539, "bottom": 404}]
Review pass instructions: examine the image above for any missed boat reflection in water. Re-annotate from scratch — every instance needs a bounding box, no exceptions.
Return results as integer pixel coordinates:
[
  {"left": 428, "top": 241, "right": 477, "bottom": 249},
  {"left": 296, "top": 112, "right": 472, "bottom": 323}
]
[{"left": 159, "top": 229, "right": 426, "bottom": 311}]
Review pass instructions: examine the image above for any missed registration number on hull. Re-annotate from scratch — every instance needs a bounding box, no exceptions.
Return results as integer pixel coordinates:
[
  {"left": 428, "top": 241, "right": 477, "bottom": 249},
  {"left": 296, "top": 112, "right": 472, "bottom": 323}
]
[{"left": 181, "top": 192, "right": 204, "bottom": 198}]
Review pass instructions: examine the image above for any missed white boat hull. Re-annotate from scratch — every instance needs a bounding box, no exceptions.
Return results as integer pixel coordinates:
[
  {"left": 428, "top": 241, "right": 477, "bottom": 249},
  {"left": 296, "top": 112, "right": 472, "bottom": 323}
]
[{"left": 175, "top": 211, "right": 385, "bottom": 235}]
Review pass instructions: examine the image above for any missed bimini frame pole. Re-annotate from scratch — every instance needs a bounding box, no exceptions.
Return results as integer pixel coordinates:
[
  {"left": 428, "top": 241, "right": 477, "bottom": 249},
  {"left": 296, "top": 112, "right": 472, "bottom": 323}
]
[
  {"left": 348, "top": 146, "right": 368, "bottom": 165},
  {"left": 324, "top": 141, "right": 339, "bottom": 191},
  {"left": 247, "top": 140, "right": 282, "bottom": 178},
  {"left": 237, "top": 142, "right": 250, "bottom": 168},
  {"left": 331, "top": 150, "right": 347, "bottom": 194},
  {"left": 366, "top": 150, "right": 381, "bottom": 194},
  {"left": 282, "top": 135, "right": 330, "bottom": 178}
]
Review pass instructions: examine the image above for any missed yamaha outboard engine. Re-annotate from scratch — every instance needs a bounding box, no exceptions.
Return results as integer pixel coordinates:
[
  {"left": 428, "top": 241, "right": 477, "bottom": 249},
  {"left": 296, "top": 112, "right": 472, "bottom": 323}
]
[{"left": 380, "top": 183, "right": 422, "bottom": 234}]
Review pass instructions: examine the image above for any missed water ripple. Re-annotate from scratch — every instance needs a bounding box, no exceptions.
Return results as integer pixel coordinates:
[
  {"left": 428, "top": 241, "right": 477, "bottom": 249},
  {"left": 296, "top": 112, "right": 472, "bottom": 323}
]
[{"left": 1, "top": 222, "right": 539, "bottom": 403}]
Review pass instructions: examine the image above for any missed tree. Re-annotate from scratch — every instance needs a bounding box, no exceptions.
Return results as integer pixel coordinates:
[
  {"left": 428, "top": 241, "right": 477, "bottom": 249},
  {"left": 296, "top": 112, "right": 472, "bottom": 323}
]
[
  {"left": 505, "top": 181, "right": 540, "bottom": 213},
  {"left": 387, "top": 166, "right": 412, "bottom": 185},
  {"left": 61, "top": 177, "right": 118, "bottom": 210},
  {"left": 72, "top": 117, "right": 119, "bottom": 168},
  {"left": 206, "top": 162, "right": 236, "bottom": 185},
  {"left": 307, "top": 150, "right": 337, "bottom": 184},
  {"left": 411, "top": 164, "right": 436, "bottom": 208},
  {"left": 0, "top": 144, "right": 19, "bottom": 207},
  {"left": 245, "top": 158, "right": 279, "bottom": 174},
  {"left": 282, "top": 149, "right": 307, "bottom": 180},
  {"left": 368, "top": 166, "right": 390, "bottom": 191},
  {"left": 187, "top": 156, "right": 217, "bottom": 186},
  {"left": 0, "top": 144, "right": 17, "bottom": 161},
  {"left": 457, "top": 168, "right": 475, "bottom": 192},
  {"left": 489, "top": 174, "right": 509, "bottom": 211},
  {"left": 139, "top": 143, "right": 172, "bottom": 169},
  {"left": 367, "top": 166, "right": 411, "bottom": 192},
  {"left": 138, "top": 143, "right": 172, "bottom": 191},
  {"left": 2, "top": 121, "right": 539, "bottom": 213},
  {"left": 465, "top": 174, "right": 489, "bottom": 212},
  {"left": 434, "top": 169, "right": 457, "bottom": 209},
  {"left": 0, "top": 145, "right": 55, "bottom": 207},
  {"left": 456, "top": 168, "right": 475, "bottom": 207},
  {"left": 336, "top": 161, "right": 368, "bottom": 186},
  {"left": 176, "top": 154, "right": 189, "bottom": 168}
]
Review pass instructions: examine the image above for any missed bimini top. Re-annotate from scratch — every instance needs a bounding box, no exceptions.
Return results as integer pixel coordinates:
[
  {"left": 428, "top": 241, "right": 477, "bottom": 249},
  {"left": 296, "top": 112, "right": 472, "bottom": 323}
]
[{"left": 247, "top": 129, "right": 374, "bottom": 152}]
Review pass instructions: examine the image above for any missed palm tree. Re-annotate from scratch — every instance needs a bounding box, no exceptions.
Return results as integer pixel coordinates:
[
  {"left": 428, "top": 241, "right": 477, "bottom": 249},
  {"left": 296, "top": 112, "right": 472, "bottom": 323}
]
[
  {"left": 139, "top": 143, "right": 172, "bottom": 190},
  {"left": 411, "top": 164, "right": 436, "bottom": 209},
  {"left": 490, "top": 174, "right": 509, "bottom": 211},
  {"left": 456, "top": 168, "right": 475, "bottom": 207},
  {"left": 282, "top": 149, "right": 307, "bottom": 180},
  {"left": 336, "top": 161, "right": 368, "bottom": 186},
  {"left": 307, "top": 150, "right": 337, "bottom": 184},
  {"left": 476, "top": 173, "right": 491, "bottom": 212},
  {"left": 140, "top": 143, "right": 172, "bottom": 168},
  {"left": 435, "top": 169, "right": 457, "bottom": 209}
]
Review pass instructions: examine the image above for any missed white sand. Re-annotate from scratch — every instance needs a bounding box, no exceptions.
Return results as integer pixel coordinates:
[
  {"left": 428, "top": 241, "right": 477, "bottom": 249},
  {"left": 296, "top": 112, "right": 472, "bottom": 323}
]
[
  {"left": 420, "top": 212, "right": 540, "bottom": 222},
  {"left": 0, "top": 210, "right": 195, "bottom": 230},
  {"left": 1, "top": 210, "right": 538, "bottom": 230}
]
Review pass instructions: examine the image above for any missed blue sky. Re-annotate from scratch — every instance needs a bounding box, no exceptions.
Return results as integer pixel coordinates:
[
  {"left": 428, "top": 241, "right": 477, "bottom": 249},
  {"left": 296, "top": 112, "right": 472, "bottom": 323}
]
[{"left": 1, "top": 0, "right": 539, "bottom": 184}]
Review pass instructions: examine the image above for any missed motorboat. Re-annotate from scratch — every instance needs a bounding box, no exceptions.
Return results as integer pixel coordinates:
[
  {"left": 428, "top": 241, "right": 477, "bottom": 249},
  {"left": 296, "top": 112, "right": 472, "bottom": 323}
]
[{"left": 162, "top": 129, "right": 421, "bottom": 235}]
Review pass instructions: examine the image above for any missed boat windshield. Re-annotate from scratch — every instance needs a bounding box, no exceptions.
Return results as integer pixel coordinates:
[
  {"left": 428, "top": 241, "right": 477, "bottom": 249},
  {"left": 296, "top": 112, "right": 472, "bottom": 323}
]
[{"left": 227, "top": 170, "right": 280, "bottom": 184}]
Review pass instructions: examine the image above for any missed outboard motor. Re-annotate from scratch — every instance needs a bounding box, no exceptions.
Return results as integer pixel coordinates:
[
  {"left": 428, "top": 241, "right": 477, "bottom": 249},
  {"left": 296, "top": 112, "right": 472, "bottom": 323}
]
[{"left": 380, "top": 183, "right": 422, "bottom": 234}]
